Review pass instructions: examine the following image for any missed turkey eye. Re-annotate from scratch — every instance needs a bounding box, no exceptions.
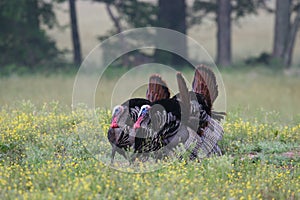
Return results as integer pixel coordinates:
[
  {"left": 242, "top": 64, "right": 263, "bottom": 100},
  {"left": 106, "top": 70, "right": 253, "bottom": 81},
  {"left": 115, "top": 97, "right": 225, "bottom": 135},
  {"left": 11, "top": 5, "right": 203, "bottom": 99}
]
[
  {"left": 142, "top": 108, "right": 148, "bottom": 115},
  {"left": 113, "top": 106, "right": 122, "bottom": 115}
]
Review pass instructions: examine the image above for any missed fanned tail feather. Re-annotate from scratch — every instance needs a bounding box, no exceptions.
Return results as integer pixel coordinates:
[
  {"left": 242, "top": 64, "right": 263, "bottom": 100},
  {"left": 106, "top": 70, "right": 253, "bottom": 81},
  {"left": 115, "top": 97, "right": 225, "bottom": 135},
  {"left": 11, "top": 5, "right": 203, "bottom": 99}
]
[
  {"left": 192, "top": 64, "right": 218, "bottom": 106},
  {"left": 176, "top": 72, "right": 191, "bottom": 122},
  {"left": 146, "top": 74, "right": 170, "bottom": 102}
]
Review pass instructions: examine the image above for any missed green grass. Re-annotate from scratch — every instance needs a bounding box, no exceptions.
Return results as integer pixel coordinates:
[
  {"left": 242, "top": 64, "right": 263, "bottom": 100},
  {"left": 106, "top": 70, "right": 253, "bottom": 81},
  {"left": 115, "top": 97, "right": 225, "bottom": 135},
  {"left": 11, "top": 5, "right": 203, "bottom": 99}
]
[
  {"left": 0, "top": 68, "right": 300, "bottom": 199},
  {"left": 1, "top": 67, "right": 300, "bottom": 121}
]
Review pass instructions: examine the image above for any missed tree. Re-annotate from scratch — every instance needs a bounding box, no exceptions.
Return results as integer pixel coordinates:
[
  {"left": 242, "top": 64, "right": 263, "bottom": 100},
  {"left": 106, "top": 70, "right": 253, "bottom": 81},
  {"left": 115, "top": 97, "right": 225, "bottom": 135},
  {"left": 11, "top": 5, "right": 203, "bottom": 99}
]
[
  {"left": 95, "top": 0, "right": 157, "bottom": 36},
  {"left": 283, "top": 5, "right": 300, "bottom": 67},
  {"left": 69, "top": 0, "right": 82, "bottom": 65},
  {"left": 95, "top": 0, "right": 190, "bottom": 67},
  {"left": 0, "top": 0, "right": 60, "bottom": 68},
  {"left": 272, "top": 0, "right": 291, "bottom": 59},
  {"left": 272, "top": 0, "right": 300, "bottom": 68},
  {"left": 155, "top": 0, "right": 188, "bottom": 66},
  {"left": 217, "top": 0, "right": 231, "bottom": 66},
  {"left": 94, "top": 0, "right": 156, "bottom": 67},
  {"left": 192, "top": 0, "right": 267, "bottom": 67}
]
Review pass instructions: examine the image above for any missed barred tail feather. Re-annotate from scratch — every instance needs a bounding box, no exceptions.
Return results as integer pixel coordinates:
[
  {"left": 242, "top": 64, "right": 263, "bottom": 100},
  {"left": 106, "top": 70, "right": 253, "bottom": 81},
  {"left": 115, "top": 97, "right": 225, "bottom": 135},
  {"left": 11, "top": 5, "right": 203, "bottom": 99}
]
[
  {"left": 146, "top": 74, "right": 170, "bottom": 102},
  {"left": 192, "top": 64, "right": 218, "bottom": 106}
]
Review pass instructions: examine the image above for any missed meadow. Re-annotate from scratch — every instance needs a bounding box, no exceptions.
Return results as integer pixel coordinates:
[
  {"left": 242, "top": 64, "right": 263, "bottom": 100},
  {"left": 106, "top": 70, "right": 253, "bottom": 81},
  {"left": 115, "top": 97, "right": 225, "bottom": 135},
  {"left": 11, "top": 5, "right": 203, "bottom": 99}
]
[{"left": 0, "top": 68, "right": 299, "bottom": 199}]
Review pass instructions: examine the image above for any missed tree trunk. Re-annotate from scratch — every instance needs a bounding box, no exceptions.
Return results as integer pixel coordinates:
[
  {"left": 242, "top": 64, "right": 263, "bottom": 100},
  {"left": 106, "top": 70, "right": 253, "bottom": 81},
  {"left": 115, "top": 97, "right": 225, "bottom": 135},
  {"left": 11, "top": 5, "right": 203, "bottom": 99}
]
[
  {"left": 155, "top": 0, "right": 187, "bottom": 66},
  {"left": 69, "top": 0, "right": 82, "bottom": 66},
  {"left": 283, "top": 6, "right": 300, "bottom": 68},
  {"left": 272, "top": 0, "right": 291, "bottom": 60},
  {"left": 216, "top": 0, "right": 232, "bottom": 67}
]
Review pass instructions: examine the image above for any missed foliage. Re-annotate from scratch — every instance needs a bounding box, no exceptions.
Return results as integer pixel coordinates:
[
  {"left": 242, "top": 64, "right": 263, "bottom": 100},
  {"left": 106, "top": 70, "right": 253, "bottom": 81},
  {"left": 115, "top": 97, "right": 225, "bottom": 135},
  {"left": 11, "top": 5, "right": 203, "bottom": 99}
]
[
  {"left": 0, "top": 101, "right": 299, "bottom": 199},
  {"left": 93, "top": 0, "right": 158, "bottom": 67},
  {"left": 0, "top": 0, "right": 62, "bottom": 68},
  {"left": 244, "top": 52, "right": 272, "bottom": 66},
  {"left": 95, "top": 0, "right": 157, "bottom": 35},
  {"left": 190, "top": 0, "right": 268, "bottom": 25}
]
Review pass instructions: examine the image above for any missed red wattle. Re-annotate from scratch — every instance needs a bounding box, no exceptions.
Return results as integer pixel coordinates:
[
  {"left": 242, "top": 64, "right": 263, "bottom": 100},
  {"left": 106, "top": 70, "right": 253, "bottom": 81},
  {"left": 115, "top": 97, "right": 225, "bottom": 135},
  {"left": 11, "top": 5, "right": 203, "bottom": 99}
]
[
  {"left": 134, "top": 117, "right": 143, "bottom": 129},
  {"left": 110, "top": 117, "right": 119, "bottom": 128}
]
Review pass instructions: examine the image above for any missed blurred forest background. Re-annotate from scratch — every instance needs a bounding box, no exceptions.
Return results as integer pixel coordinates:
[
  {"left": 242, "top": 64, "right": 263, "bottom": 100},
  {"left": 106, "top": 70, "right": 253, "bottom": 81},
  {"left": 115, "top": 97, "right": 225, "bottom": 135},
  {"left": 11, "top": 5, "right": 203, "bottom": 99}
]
[
  {"left": 1, "top": 0, "right": 300, "bottom": 121},
  {"left": 1, "top": 0, "right": 300, "bottom": 72}
]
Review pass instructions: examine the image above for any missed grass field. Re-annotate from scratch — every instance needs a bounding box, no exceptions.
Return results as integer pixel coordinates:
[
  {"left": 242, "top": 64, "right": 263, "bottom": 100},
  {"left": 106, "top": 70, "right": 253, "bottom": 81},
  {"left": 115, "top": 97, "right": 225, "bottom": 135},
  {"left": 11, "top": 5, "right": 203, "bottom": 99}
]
[
  {"left": 1, "top": 67, "right": 300, "bottom": 121},
  {"left": 0, "top": 68, "right": 300, "bottom": 199}
]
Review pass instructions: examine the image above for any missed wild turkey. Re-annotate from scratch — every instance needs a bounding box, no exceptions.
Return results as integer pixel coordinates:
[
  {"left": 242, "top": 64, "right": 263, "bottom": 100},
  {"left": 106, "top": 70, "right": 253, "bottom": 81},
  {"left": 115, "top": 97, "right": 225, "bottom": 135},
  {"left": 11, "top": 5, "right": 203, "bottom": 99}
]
[
  {"left": 107, "top": 75, "right": 170, "bottom": 163},
  {"left": 131, "top": 96, "right": 185, "bottom": 161},
  {"left": 133, "top": 65, "right": 225, "bottom": 161}
]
